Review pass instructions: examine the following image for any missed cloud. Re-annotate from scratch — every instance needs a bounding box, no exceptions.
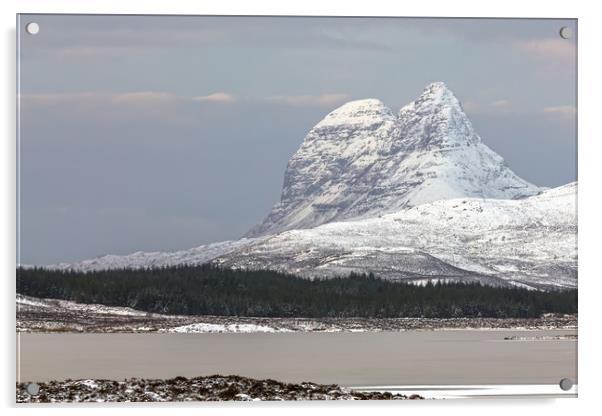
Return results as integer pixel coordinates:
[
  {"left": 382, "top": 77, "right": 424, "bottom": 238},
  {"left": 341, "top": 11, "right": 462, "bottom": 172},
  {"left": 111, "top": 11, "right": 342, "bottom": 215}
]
[
  {"left": 19, "top": 92, "right": 104, "bottom": 106},
  {"left": 491, "top": 99, "right": 511, "bottom": 108},
  {"left": 34, "top": 22, "right": 229, "bottom": 60},
  {"left": 21, "top": 91, "right": 180, "bottom": 106},
  {"left": 543, "top": 105, "right": 576, "bottom": 119},
  {"left": 19, "top": 90, "right": 353, "bottom": 131},
  {"left": 112, "top": 91, "right": 180, "bottom": 105},
  {"left": 21, "top": 91, "right": 201, "bottom": 110},
  {"left": 28, "top": 17, "right": 394, "bottom": 63},
  {"left": 515, "top": 38, "right": 576, "bottom": 75},
  {"left": 192, "top": 92, "right": 237, "bottom": 104},
  {"left": 464, "top": 98, "right": 576, "bottom": 123},
  {"left": 21, "top": 91, "right": 352, "bottom": 109},
  {"left": 56, "top": 46, "right": 149, "bottom": 59},
  {"left": 19, "top": 90, "right": 356, "bottom": 124},
  {"left": 263, "top": 93, "right": 351, "bottom": 108},
  {"left": 192, "top": 92, "right": 352, "bottom": 108},
  {"left": 19, "top": 91, "right": 191, "bottom": 127},
  {"left": 462, "top": 98, "right": 511, "bottom": 115},
  {"left": 517, "top": 38, "right": 575, "bottom": 61}
]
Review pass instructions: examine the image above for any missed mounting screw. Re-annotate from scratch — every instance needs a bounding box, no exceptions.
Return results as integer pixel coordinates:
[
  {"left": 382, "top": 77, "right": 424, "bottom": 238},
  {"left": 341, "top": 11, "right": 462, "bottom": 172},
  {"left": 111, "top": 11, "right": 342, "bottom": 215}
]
[
  {"left": 25, "top": 22, "right": 40, "bottom": 35},
  {"left": 559, "top": 26, "right": 572, "bottom": 40},
  {"left": 559, "top": 378, "right": 574, "bottom": 391},
  {"left": 26, "top": 382, "right": 40, "bottom": 396}
]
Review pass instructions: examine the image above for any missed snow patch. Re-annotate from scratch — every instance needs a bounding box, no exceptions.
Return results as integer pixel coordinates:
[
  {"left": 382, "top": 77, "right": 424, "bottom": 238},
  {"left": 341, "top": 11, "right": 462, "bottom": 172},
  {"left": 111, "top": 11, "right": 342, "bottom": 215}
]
[{"left": 166, "top": 322, "right": 286, "bottom": 333}]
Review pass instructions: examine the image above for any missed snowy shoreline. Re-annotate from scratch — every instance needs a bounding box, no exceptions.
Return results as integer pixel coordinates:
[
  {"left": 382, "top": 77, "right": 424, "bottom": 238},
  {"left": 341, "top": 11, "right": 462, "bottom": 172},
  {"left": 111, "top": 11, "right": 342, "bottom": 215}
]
[{"left": 17, "top": 295, "right": 577, "bottom": 333}]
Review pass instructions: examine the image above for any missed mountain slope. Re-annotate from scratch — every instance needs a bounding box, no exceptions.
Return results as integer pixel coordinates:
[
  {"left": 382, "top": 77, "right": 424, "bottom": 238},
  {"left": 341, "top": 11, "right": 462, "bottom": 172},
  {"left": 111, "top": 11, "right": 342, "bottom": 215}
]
[
  {"left": 246, "top": 82, "right": 540, "bottom": 237},
  {"left": 51, "top": 183, "right": 577, "bottom": 290},
  {"left": 41, "top": 82, "right": 575, "bottom": 291},
  {"left": 47, "top": 238, "right": 261, "bottom": 273},
  {"left": 218, "top": 183, "right": 576, "bottom": 290},
  {"left": 245, "top": 98, "right": 401, "bottom": 237}
]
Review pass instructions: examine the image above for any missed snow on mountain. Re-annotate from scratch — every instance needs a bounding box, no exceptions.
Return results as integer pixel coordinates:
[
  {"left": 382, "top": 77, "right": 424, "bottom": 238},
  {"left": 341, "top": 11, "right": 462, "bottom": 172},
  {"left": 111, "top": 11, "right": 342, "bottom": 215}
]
[
  {"left": 216, "top": 182, "right": 577, "bottom": 290},
  {"left": 49, "top": 238, "right": 262, "bottom": 273},
  {"left": 42, "top": 82, "right": 576, "bottom": 290},
  {"left": 245, "top": 98, "right": 401, "bottom": 237},
  {"left": 49, "top": 182, "right": 575, "bottom": 290},
  {"left": 246, "top": 82, "right": 540, "bottom": 237}
]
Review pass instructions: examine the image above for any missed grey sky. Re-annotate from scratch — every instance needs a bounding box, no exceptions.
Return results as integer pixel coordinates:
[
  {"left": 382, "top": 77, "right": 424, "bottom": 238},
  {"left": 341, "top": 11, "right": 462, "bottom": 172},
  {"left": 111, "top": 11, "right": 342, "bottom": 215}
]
[{"left": 18, "top": 15, "right": 577, "bottom": 264}]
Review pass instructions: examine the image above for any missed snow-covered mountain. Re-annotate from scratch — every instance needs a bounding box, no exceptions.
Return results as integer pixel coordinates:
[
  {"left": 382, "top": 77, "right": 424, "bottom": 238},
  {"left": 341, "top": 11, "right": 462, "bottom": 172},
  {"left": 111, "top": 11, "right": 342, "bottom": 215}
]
[
  {"left": 50, "top": 183, "right": 576, "bottom": 290},
  {"left": 217, "top": 182, "right": 577, "bottom": 290},
  {"left": 43, "top": 82, "right": 577, "bottom": 290},
  {"left": 246, "top": 82, "right": 540, "bottom": 237},
  {"left": 48, "top": 238, "right": 261, "bottom": 273}
]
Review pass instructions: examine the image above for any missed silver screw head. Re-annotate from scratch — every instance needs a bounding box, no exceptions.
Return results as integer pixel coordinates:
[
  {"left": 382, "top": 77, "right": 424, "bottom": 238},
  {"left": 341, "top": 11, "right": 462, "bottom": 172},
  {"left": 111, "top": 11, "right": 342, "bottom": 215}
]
[
  {"left": 559, "top": 26, "right": 572, "bottom": 39},
  {"left": 25, "top": 22, "right": 40, "bottom": 35},
  {"left": 25, "top": 382, "right": 40, "bottom": 396}
]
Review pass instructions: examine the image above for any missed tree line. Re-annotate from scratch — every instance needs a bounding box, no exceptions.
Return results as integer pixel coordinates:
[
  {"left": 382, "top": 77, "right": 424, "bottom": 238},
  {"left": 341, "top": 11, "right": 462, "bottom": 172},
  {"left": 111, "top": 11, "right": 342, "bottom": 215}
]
[{"left": 16, "top": 265, "right": 577, "bottom": 318}]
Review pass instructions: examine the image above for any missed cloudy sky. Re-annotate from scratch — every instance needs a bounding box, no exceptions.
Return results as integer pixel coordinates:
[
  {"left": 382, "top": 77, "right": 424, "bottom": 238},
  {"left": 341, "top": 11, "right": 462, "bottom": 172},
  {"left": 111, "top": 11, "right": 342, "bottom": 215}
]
[{"left": 18, "top": 15, "right": 577, "bottom": 265}]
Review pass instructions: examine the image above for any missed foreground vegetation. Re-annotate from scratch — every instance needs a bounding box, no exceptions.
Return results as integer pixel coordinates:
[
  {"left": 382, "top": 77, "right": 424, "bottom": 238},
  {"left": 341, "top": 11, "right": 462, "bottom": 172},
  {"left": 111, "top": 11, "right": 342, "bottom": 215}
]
[
  {"left": 17, "top": 265, "right": 577, "bottom": 318},
  {"left": 16, "top": 374, "right": 422, "bottom": 402}
]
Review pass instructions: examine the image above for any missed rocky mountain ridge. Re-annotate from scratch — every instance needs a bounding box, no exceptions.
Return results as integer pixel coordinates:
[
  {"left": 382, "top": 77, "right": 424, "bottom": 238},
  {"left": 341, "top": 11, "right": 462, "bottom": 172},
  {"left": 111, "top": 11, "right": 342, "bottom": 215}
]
[
  {"left": 246, "top": 82, "right": 540, "bottom": 237},
  {"left": 40, "top": 82, "right": 576, "bottom": 290}
]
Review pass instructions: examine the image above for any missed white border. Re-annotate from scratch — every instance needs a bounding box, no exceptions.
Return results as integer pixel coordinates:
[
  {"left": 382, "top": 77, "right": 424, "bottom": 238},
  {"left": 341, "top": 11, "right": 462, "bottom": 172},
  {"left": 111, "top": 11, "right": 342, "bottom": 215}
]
[{"left": 2, "top": 0, "right": 600, "bottom": 415}]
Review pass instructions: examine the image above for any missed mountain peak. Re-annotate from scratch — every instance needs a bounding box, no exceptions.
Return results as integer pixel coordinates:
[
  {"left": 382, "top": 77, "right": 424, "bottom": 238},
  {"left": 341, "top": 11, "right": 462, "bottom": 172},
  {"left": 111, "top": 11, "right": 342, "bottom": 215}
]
[
  {"left": 313, "top": 98, "right": 394, "bottom": 129},
  {"left": 413, "top": 81, "right": 463, "bottom": 114},
  {"left": 245, "top": 83, "right": 540, "bottom": 237},
  {"left": 399, "top": 82, "right": 477, "bottom": 150},
  {"left": 424, "top": 81, "right": 453, "bottom": 93},
  {"left": 337, "top": 97, "right": 386, "bottom": 109}
]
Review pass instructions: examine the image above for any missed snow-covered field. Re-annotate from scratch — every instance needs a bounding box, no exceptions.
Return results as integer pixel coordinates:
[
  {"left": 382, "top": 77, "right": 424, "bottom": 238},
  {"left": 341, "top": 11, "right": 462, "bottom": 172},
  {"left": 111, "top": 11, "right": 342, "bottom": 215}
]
[
  {"left": 17, "top": 294, "right": 153, "bottom": 317},
  {"left": 165, "top": 323, "right": 289, "bottom": 333},
  {"left": 17, "top": 295, "right": 577, "bottom": 333}
]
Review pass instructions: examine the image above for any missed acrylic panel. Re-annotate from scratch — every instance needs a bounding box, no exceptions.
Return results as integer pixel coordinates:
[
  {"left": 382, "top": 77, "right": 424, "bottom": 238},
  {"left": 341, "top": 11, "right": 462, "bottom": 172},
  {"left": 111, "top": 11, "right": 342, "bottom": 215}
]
[{"left": 16, "top": 14, "right": 577, "bottom": 402}]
